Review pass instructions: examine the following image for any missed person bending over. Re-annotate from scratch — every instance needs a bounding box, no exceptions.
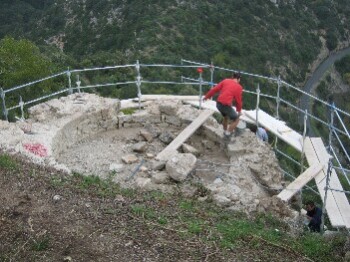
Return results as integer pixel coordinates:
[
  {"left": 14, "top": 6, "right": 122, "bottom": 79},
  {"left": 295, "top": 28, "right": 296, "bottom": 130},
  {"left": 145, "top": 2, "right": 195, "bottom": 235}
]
[{"left": 305, "top": 201, "right": 322, "bottom": 232}]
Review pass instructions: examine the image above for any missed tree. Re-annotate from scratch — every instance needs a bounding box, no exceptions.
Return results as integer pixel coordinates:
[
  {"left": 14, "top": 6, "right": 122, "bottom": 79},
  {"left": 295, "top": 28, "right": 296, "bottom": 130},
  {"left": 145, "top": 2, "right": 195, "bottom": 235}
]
[
  {"left": 345, "top": 73, "right": 350, "bottom": 86},
  {"left": 0, "top": 36, "right": 54, "bottom": 107}
]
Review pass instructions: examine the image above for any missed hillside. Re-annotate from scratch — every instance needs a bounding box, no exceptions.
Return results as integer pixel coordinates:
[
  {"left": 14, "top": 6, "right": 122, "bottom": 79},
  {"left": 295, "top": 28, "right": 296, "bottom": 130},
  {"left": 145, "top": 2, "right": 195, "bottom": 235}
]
[
  {"left": 0, "top": 0, "right": 349, "bottom": 83},
  {"left": 0, "top": 150, "right": 348, "bottom": 261}
]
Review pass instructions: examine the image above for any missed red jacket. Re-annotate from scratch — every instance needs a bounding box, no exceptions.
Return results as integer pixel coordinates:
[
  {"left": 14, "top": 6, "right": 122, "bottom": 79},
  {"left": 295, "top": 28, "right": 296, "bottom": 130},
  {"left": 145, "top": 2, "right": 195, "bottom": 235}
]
[{"left": 204, "top": 78, "right": 243, "bottom": 112}]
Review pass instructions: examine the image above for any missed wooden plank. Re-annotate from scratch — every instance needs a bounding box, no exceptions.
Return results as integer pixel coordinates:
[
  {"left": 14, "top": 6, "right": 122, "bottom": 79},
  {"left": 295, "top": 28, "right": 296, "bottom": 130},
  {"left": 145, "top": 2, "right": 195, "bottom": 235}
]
[
  {"left": 183, "top": 100, "right": 253, "bottom": 124},
  {"left": 304, "top": 137, "right": 346, "bottom": 228},
  {"left": 156, "top": 110, "right": 214, "bottom": 161},
  {"left": 278, "top": 163, "right": 324, "bottom": 202},
  {"left": 303, "top": 137, "right": 320, "bottom": 165},
  {"left": 244, "top": 109, "right": 303, "bottom": 152},
  {"left": 310, "top": 138, "right": 350, "bottom": 229}
]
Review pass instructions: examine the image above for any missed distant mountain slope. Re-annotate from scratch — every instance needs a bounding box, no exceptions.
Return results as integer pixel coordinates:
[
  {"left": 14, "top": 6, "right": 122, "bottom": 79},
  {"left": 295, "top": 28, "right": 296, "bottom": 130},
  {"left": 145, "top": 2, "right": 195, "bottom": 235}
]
[{"left": 0, "top": 0, "right": 349, "bottom": 82}]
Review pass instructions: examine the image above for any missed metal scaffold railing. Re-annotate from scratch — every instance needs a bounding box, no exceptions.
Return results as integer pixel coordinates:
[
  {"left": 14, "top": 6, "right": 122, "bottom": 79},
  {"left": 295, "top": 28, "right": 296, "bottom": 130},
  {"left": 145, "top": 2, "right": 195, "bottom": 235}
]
[{"left": 1, "top": 59, "right": 350, "bottom": 230}]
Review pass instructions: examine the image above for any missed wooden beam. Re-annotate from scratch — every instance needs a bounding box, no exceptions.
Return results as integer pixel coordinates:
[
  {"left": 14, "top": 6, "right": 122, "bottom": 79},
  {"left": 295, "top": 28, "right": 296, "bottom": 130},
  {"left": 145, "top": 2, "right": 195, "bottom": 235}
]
[
  {"left": 183, "top": 100, "right": 252, "bottom": 124},
  {"left": 310, "top": 138, "right": 350, "bottom": 229},
  {"left": 244, "top": 109, "right": 303, "bottom": 152},
  {"left": 156, "top": 110, "right": 214, "bottom": 161},
  {"left": 278, "top": 163, "right": 325, "bottom": 202},
  {"left": 304, "top": 137, "right": 346, "bottom": 228}
]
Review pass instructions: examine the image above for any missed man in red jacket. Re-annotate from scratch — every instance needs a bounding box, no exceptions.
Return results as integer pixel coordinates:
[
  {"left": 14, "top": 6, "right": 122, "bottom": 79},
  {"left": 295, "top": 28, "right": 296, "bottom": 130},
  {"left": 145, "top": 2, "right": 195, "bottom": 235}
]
[{"left": 203, "top": 72, "right": 243, "bottom": 138}]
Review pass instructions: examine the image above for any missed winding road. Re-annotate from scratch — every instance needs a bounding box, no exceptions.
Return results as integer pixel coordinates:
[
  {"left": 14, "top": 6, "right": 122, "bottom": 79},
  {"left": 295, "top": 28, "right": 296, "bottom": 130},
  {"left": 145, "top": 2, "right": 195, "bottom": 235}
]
[{"left": 300, "top": 46, "right": 350, "bottom": 135}]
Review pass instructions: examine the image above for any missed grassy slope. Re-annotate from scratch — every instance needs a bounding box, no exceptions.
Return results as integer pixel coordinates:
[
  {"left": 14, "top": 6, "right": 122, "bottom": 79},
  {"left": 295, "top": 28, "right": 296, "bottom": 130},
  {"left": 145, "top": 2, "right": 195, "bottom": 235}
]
[{"left": 0, "top": 151, "right": 347, "bottom": 261}]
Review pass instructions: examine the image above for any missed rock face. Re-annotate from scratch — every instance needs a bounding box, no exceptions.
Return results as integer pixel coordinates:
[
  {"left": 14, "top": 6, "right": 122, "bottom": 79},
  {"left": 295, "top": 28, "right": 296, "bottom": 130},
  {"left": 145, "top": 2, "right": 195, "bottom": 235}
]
[{"left": 0, "top": 93, "right": 296, "bottom": 222}]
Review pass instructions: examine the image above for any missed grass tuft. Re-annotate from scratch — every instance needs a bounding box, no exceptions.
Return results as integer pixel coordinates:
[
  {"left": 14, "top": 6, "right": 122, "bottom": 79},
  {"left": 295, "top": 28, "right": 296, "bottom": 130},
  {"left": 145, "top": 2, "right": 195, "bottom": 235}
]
[
  {"left": 121, "top": 108, "right": 136, "bottom": 115},
  {"left": 0, "top": 153, "right": 18, "bottom": 171},
  {"left": 31, "top": 237, "right": 50, "bottom": 251}
]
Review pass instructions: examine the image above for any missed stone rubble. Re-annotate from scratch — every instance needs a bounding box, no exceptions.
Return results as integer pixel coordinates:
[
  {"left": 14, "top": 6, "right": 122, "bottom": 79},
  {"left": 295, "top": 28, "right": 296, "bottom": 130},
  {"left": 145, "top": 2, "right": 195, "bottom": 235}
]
[{"left": 0, "top": 92, "right": 299, "bottom": 223}]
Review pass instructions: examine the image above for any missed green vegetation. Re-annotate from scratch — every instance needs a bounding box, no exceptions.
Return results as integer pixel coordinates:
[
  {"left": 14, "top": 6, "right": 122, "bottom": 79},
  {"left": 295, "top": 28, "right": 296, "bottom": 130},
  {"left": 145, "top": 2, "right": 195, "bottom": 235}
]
[
  {"left": 0, "top": 153, "right": 18, "bottom": 171},
  {"left": 0, "top": 1, "right": 349, "bottom": 129},
  {"left": 131, "top": 204, "right": 156, "bottom": 219},
  {"left": 0, "top": 37, "right": 65, "bottom": 120},
  {"left": 72, "top": 172, "right": 120, "bottom": 197},
  {"left": 0, "top": 0, "right": 349, "bottom": 85},
  {"left": 0, "top": 37, "right": 52, "bottom": 89},
  {"left": 120, "top": 108, "right": 136, "bottom": 115},
  {"left": 31, "top": 237, "right": 50, "bottom": 252}
]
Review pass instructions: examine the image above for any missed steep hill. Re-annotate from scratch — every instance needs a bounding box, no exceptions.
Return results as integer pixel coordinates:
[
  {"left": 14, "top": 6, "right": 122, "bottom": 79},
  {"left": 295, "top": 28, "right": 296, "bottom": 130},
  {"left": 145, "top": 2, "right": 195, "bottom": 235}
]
[{"left": 0, "top": 0, "right": 349, "bottom": 83}]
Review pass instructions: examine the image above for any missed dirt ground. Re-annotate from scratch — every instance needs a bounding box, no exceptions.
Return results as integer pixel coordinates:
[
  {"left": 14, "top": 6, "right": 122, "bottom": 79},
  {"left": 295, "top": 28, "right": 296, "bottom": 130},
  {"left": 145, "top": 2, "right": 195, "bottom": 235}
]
[
  {"left": 55, "top": 124, "right": 229, "bottom": 185},
  {"left": 0, "top": 151, "right": 317, "bottom": 262}
]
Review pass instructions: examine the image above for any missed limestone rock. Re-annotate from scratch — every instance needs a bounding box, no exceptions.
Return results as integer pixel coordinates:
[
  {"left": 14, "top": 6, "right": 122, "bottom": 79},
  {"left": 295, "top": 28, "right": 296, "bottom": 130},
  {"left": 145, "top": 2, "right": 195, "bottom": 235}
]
[
  {"left": 227, "top": 143, "right": 247, "bottom": 156},
  {"left": 146, "top": 153, "right": 155, "bottom": 158},
  {"left": 151, "top": 172, "right": 170, "bottom": 184},
  {"left": 135, "top": 177, "right": 151, "bottom": 188},
  {"left": 140, "top": 129, "right": 153, "bottom": 142},
  {"left": 166, "top": 153, "right": 197, "bottom": 182},
  {"left": 182, "top": 143, "right": 200, "bottom": 156},
  {"left": 257, "top": 196, "right": 295, "bottom": 218},
  {"left": 159, "top": 101, "right": 180, "bottom": 116},
  {"left": 213, "top": 194, "right": 232, "bottom": 207},
  {"left": 176, "top": 105, "right": 199, "bottom": 123},
  {"left": 159, "top": 131, "right": 175, "bottom": 144},
  {"left": 150, "top": 160, "right": 166, "bottom": 171},
  {"left": 122, "top": 154, "right": 138, "bottom": 164},
  {"left": 140, "top": 166, "right": 148, "bottom": 172},
  {"left": 163, "top": 115, "right": 182, "bottom": 127},
  {"left": 133, "top": 142, "right": 148, "bottom": 153},
  {"left": 53, "top": 195, "right": 62, "bottom": 202},
  {"left": 144, "top": 123, "right": 161, "bottom": 138}
]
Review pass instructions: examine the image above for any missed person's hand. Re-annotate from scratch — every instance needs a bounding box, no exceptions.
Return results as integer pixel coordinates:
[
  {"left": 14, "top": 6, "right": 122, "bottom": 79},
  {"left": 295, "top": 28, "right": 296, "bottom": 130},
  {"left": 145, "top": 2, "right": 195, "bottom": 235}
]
[
  {"left": 306, "top": 216, "right": 312, "bottom": 221},
  {"left": 202, "top": 96, "right": 207, "bottom": 103}
]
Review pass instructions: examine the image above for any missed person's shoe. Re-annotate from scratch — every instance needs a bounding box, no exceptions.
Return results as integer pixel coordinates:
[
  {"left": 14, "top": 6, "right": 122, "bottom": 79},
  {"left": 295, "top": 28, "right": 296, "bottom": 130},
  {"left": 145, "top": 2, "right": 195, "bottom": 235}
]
[{"left": 224, "top": 130, "right": 232, "bottom": 139}]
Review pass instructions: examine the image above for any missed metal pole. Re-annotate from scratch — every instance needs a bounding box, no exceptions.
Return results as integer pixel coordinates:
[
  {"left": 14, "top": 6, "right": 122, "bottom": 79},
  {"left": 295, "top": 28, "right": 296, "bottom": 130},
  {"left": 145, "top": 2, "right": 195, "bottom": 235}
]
[
  {"left": 67, "top": 68, "right": 72, "bottom": 95},
  {"left": 297, "top": 109, "right": 308, "bottom": 209},
  {"left": 274, "top": 76, "right": 281, "bottom": 149},
  {"left": 19, "top": 96, "right": 24, "bottom": 121},
  {"left": 321, "top": 161, "right": 332, "bottom": 234},
  {"left": 76, "top": 75, "right": 81, "bottom": 93},
  {"left": 328, "top": 102, "right": 335, "bottom": 148},
  {"left": 255, "top": 83, "right": 260, "bottom": 128},
  {"left": 321, "top": 102, "right": 335, "bottom": 233},
  {"left": 198, "top": 69, "right": 203, "bottom": 109},
  {"left": 135, "top": 60, "right": 142, "bottom": 110},
  {"left": 210, "top": 61, "right": 215, "bottom": 89},
  {"left": 300, "top": 109, "right": 308, "bottom": 174},
  {"left": 0, "top": 88, "right": 8, "bottom": 121},
  {"left": 276, "top": 76, "right": 281, "bottom": 119}
]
